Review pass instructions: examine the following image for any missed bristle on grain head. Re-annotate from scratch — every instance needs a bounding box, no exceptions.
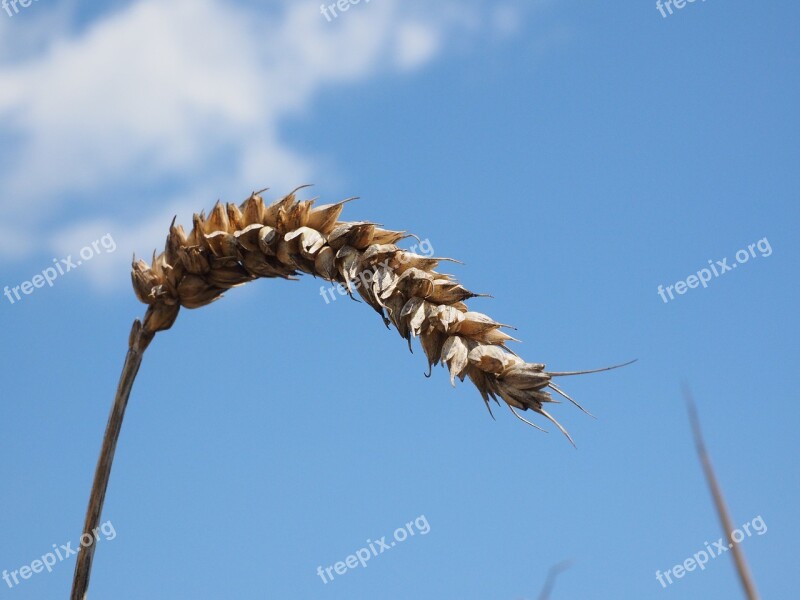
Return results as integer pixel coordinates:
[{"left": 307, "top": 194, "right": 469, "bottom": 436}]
[{"left": 132, "top": 188, "right": 632, "bottom": 444}]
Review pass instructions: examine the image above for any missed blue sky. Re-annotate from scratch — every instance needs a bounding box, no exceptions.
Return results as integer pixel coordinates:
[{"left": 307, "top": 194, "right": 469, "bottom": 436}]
[{"left": 0, "top": 1, "right": 797, "bottom": 598}]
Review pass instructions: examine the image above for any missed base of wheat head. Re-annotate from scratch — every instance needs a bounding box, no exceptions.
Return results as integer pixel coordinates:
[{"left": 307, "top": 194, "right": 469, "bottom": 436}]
[{"left": 131, "top": 186, "right": 631, "bottom": 444}]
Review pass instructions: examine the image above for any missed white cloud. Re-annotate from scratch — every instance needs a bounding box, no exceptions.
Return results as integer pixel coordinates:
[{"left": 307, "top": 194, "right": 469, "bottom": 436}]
[
  {"left": 394, "top": 23, "right": 442, "bottom": 70},
  {"left": 49, "top": 191, "right": 211, "bottom": 291},
  {"left": 491, "top": 6, "right": 523, "bottom": 37},
  {"left": 0, "top": 0, "right": 529, "bottom": 287}
]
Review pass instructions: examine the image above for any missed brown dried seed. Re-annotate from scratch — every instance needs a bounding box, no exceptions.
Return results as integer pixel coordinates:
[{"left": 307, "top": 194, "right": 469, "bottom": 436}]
[
  {"left": 313, "top": 246, "right": 337, "bottom": 280},
  {"left": 206, "top": 201, "right": 230, "bottom": 233},
  {"left": 499, "top": 364, "right": 551, "bottom": 390},
  {"left": 262, "top": 191, "right": 300, "bottom": 226},
  {"left": 431, "top": 305, "right": 465, "bottom": 334},
  {"left": 240, "top": 194, "right": 266, "bottom": 226},
  {"left": 467, "top": 345, "right": 517, "bottom": 375},
  {"left": 204, "top": 231, "right": 239, "bottom": 258},
  {"left": 131, "top": 260, "right": 160, "bottom": 304},
  {"left": 370, "top": 228, "right": 407, "bottom": 245},
  {"left": 277, "top": 199, "right": 313, "bottom": 231},
  {"left": 164, "top": 221, "right": 187, "bottom": 265},
  {"left": 420, "top": 329, "right": 446, "bottom": 376},
  {"left": 497, "top": 379, "right": 553, "bottom": 410},
  {"left": 370, "top": 264, "right": 395, "bottom": 300},
  {"left": 176, "top": 274, "right": 226, "bottom": 309},
  {"left": 427, "top": 280, "right": 478, "bottom": 304},
  {"left": 204, "top": 265, "right": 254, "bottom": 289},
  {"left": 285, "top": 226, "right": 325, "bottom": 260},
  {"left": 335, "top": 245, "right": 361, "bottom": 293},
  {"left": 326, "top": 223, "right": 351, "bottom": 249},
  {"left": 275, "top": 238, "right": 295, "bottom": 268},
  {"left": 258, "top": 226, "right": 278, "bottom": 255},
  {"left": 401, "top": 297, "right": 430, "bottom": 336},
  {"left": 470, "top": 328, "right": 520, "bottom": 346},
  {"left": 189, "top": 213, "right": 208, "bottom": 248},
  {"left": 466, "top": 366, "right": 498, "bottom": 412},
  {"left": 148, "top": 250, "right": 164, "bottom": 279},
  {"left": 242, "top": 251, "right": 292, "bottom": 279},
  {"left": 381, "top": 268, "right": 433, "bottom": 300},
  {"left": 361, "top": 244, "right": 399, "bottom": 266},
  {"left": 306, "top": 199, "right": 351, "bottom": 235},
  {"left": 233, "top": 223, "right": 263, "bottom": 252},
  {"left": 399, "top": 296, "right": 424, "bottom": 319},
  {"left": 356, "top": 275, "right": 390, "bottom": 326},
  {"left": 164, "top": 258, "right": 185, "bottom": 290},
  {"left": 177, "top": 246, "right": 210, "bottom": 275},
  {"left": 392, "top": 252, "right": 440, "bottom": 275},
  {"left": 226, "top": 202, "right": 244, "bottom": 231},
  {"left": 266, "top": 190, "right": 300, "bottom": 224},
  {"left": 347, "top": 223, "right": 375, "bottom": 250},
  {"left": 455, "top": 311, "right": 507, "bottom": 336},
  {"left": 328, "top": 222, "right": 375, "bottom": 251},
  {"left": 441, "top": 336, "right": 469, "bottom": 386},
  {"left": 383, "top": 293, "right": 408, "bottom": 335},
  {"left": 143, "top": 302, "right": 180, "bottom": 333}
]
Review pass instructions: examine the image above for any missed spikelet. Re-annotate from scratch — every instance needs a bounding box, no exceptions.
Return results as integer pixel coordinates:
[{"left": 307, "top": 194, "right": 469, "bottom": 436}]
[{"left": 132, "top": 188, "right": 630, "bottom": 444}]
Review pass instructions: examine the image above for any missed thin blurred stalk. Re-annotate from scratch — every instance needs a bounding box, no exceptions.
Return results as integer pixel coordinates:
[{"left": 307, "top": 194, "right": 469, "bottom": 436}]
[
  {"left": 536, "top": 560, "right": 572, "bottom": 600},
  {"left": 70, "top": 320, "right": 153, "bottom": 600},
  {"left": 683, "top": 386, "right": 760, "bottom": 600}
]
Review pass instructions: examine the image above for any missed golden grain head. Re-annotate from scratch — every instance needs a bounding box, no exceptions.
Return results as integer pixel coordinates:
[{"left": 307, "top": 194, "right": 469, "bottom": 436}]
[{"left": 132, "top": 188, "right": 627, "bottom": 443}]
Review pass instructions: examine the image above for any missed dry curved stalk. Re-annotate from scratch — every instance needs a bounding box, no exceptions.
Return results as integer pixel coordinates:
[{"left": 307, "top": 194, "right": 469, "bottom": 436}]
[
  {"left": 684, "top": 386, "right": 760, "bottom": 600},
  {"left": 71, "top": 187, "right": 632, "bottom": 599},
  {"left": 536, "top": 560, "right": 573, "bottom": 600}
]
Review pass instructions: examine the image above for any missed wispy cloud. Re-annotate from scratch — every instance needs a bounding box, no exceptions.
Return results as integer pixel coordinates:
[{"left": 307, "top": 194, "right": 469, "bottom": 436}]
[{"left": 0, "top": 0, "right": 530, "bottom": 288}]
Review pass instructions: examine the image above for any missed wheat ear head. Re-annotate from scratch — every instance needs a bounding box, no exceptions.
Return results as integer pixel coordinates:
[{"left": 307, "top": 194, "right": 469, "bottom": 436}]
[
  {"left": 134, "top": 186, "right": 631, "bottom": 439},
  {"left": 71, "top": 186, "right": 631, "bottom": 599}
]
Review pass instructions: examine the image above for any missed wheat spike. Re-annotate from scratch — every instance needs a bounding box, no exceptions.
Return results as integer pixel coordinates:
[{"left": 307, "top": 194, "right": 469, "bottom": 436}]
[
  {"left": 71, "top": 187, "right": 631, "bottom": 599},
  {"left": 133, "top": 188, "right": 624, "bottom": 439}
]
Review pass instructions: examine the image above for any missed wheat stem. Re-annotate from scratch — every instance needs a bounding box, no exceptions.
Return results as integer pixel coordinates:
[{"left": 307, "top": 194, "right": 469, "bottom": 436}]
[
  {"left": 70, "top": 319, "right": 154, "bottom": 600},
  {"left": 683, "top": 386, "right": 760, "bottom": 600},
  {"left": 536, "top": 560, "right": 572, "bottom": 600}
]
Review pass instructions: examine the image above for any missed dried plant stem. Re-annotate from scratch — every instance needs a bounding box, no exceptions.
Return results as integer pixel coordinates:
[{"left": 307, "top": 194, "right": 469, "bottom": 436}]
[
  {"left": 70, "top": 319, "right": 154, "bottom": 600},
  {"left": 684, "top": 386, "right": 760, "bottom": 600},
  {"left": 536, "top": 560, "right": 572, "bottom": 600}
]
